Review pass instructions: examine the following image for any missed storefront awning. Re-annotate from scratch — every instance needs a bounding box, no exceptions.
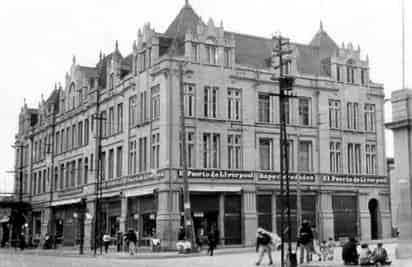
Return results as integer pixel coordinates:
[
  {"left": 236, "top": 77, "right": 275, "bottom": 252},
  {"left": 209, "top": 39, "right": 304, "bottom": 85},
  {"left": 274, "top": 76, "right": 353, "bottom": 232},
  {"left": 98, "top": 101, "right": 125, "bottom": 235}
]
[
  {"left": 124, "top": 187, "right": 155, "bottom": 198},
  {"left": 51, "top": 198, "right": 81, "bottom": 207},
  {"left": 189, "top": 185, "right": 242, "bottom": 192}
]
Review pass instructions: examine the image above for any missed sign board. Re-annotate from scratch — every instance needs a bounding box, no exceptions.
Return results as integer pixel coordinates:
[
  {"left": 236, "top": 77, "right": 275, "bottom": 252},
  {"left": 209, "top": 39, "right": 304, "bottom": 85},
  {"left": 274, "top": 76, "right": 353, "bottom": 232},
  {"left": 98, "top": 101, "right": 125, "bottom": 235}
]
[
  {"left": 178, "top": 169, "right": 254, "bottom": 180},
  {"left": 258, "top": 173, "right": 316, "bottom": 183},
  {"left": 193, "top": 212, "right": 204, "bottom": 218},
  {"left": 322, "top": 175, "right": 387, "bottom": 185}
]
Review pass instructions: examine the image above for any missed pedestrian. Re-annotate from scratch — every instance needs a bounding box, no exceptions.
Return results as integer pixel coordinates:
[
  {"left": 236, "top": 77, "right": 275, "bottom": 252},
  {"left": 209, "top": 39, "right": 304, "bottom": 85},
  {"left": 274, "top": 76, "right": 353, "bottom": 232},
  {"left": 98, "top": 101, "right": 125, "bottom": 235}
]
[
  {"left": 372, "top": 243, "right": 391, "bottom": 266},
  {"left": 359, "top": 243, "right": 373, "bottom": 266},
  {"left": 126, "top": 229, "right": 137, "bottom": 255},
  {"left": 298, "top": 220, "right": 322, "bottom": 264},
  {"left": 207, "top": 225, "right": 218, "bottom": 256},
  {"left": 178, "top": 226, "right": 185, "bottom": 241},
  {"left": 19, "top": 232, "right": 25, "bottom": 250},
  {"left": 327, "top": 237, "right": 335, "bottom": 260},
  {"left": 102, "top": 232, "right": 111, "bottom": 254},
  {"left": 255, "top": 228, "right": 273, "bottom": 266},
  {"left": 319, "top": 240, "right": 328, "bottom": 261},
  {"left": 342, "top": 237, "right": 359, "bottom": 265}
]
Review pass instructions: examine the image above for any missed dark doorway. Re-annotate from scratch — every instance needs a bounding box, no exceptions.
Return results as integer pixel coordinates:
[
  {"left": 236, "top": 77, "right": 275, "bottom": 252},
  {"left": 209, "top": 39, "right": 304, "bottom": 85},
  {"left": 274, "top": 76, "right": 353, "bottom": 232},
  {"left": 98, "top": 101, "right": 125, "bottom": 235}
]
[
  {"left": 332, "top": 195, "right": 358, "bottom": 239},
  {"left": 368, "top": 199, "right": 380, "bottom": 240}
]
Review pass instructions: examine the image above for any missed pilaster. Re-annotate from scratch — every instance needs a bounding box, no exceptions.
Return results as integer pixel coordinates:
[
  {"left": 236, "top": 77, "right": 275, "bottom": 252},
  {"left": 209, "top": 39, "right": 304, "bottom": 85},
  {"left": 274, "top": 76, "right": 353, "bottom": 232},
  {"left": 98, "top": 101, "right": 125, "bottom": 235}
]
[
  {"left": 318, "top": 191, "right": 334, "bottom": 241},
  {"left": 119, "top": 195, "right": 127, "bottom": 234},
  {"left": 156, "top": 186, "right": 180, "bottom": 249},
  {"left": 359, "top": 192, "right": 371, "bottom": 241},
  {"left": 84, "top": 200, "right": 95, "bottom": 250},
  {"left": 243, "top": 186, "right": 257, "bottom": 246}
]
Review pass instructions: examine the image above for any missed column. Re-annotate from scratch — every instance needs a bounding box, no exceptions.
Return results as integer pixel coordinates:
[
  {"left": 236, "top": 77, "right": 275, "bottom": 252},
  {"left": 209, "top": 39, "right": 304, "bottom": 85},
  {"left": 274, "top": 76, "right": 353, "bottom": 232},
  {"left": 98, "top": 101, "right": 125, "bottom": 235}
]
[
  {"left": 243, "top": 186, "right": 257, "bottom": 246},
  {"left": 40, "top": 207, "right": 51, "bottom": 245},
  {"left": 84, "top": 200, "right": 95, "bottom": 250},
  {"left": 272, "top": 192, "right": 277, "bottom": 233},
  {"left": 359, "top": 192, "right": 371, "bottom": 241},
  {"left": 156, "top": 182, "right": 180, "bottom": 249},
  {"left": 318, "top": 191, "right": 334, "bottom": 241},
  {"left": 119, "top": 195, "right": 127, "bottom": 234},
  {"left": 219, "top": 193, "right": 225, "bottom": 243}
]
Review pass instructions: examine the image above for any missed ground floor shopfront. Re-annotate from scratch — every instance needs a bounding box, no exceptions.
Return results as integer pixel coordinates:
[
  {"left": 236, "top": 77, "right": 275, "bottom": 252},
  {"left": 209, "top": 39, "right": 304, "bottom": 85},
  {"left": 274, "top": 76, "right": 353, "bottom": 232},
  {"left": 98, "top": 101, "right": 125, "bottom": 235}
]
[{"left": 29, "top": 185, "right": 391, "bottom": 250}]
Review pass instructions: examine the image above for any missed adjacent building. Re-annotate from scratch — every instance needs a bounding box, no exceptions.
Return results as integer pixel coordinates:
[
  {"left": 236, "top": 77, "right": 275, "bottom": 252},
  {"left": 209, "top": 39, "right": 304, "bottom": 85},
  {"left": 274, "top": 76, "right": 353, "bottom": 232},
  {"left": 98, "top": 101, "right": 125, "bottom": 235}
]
[{"left": 14, "top": 1, "right": 390, "bottom": 249}]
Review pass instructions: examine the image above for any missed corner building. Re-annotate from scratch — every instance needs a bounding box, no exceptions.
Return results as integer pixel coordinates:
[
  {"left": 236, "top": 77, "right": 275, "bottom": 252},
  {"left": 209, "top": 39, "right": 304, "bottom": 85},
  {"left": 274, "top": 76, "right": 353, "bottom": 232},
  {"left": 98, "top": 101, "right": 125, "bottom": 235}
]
[{"left": 14, "top": 2, "right": 390, "bottom": 249}]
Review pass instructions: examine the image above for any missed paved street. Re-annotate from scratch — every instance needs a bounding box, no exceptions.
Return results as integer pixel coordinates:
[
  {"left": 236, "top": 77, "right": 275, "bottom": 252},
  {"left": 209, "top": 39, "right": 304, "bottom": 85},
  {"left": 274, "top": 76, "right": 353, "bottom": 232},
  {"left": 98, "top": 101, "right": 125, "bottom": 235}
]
[{"left": 1, "top": 243, "right": 412, "bottom": 267}]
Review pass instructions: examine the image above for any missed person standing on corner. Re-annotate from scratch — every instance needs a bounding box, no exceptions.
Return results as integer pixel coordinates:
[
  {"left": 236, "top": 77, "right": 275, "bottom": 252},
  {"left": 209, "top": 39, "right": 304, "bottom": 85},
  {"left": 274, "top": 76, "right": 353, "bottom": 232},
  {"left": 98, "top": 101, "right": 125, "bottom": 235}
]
[
  {"left": 207, "top": 225, "right": 219, "bottom": 256},
  {"left": 255, "top": 228, "right": 273, "bottom": 266},
  {"left": 102, "top": 232, "right": 111, "bottom": 254},
  {"left": 126, "top": 229, "right": 137, "bottom": 255}
]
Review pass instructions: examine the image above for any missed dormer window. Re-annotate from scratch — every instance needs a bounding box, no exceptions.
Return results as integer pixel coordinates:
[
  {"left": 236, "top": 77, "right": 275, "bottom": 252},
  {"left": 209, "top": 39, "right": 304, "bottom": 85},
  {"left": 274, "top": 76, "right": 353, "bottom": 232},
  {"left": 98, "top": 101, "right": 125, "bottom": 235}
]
[
  {"left": 361, "top": 69, "right": 367, "bottom": 85},
  {"left": 336, "top": 65, "right": 341, "bottom": 82},
  {"left": 69, "top": 83, "right": 75, "bottom": 110},
  {"left": 192, "top": 43, "right": 199, "bottom": 63},
  {"left": 89, "top": 78, "right": 95, "bottom": 89},
  {"left": 78, "top": 88, "right": 83, "bottom": 105},
  {"left": 224, "top": 47, "right": 231, "bottom": 67},
  {"left": 139, "top": 52, "right": 146, "bottom": 72},
  {"left": 206, "top": 45, "right": 217, "bottom": 65},
  {"left": 346, "top": 60, "right": 355, "bottom": 84},
  {"left": 109, "top": 73, "right": 114, "bottom": 90}
]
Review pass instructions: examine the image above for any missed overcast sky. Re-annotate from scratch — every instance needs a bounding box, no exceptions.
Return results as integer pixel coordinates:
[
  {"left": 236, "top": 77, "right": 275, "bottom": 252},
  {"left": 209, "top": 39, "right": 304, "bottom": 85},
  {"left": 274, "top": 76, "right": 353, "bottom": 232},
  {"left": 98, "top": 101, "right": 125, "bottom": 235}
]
[{"left": 0, "top": 0, "right": 410, "bottom": 193}]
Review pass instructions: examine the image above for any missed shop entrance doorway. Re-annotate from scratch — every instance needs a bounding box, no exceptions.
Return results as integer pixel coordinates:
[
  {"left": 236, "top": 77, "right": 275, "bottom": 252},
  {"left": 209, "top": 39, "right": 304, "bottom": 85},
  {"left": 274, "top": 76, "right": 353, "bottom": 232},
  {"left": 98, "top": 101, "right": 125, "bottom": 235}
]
[
  {"left": 193, "top": 211, "right": 218, "bottom": 245},
  {"left": 368, "top": 198, "right": 380, "bottom": 240}
]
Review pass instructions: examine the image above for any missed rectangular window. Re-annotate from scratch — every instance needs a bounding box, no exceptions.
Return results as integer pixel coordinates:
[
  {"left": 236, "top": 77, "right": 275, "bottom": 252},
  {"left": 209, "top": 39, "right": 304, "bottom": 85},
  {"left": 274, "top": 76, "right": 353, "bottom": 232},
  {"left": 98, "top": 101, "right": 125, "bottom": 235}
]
[
  {"left": 108, "top": 149, "right": 114, "bottom": 179},
  {"left": 298, "top": 141, "right": 312, "bottom": 172},
  {"left": 72, "top": 125, "right": 76, "bottom": 149},
  {"left": 298, "top": 97, "right": 310, "bottom": 126},
  {"left": 366, "top": 144, "right": 377, "bottom": 175},
  {"left": 117, "top": 103, "right": 123, "bottom": 133},
  {"left": 60, "top": 129, "right": 64, "bottom": 153},
  {"left": 203, "top": 133, "right": 220, "bottom": 168},
  {"left": 101, "top": 151, "right": 106, "bottom": 180},
  {"left": 70, "top": 161, "right": 75, "bottom": 187},
  {"left": 204, "top": 86, "right": 218, "bottom": 118},
  {"left": 129, "top": 96, "right": 137, "bottom": 127},
  {"left": 364, "top": 104, "right": 376, "bottom": 132},
  {"left": 347, "top": 102, "right": 359, "bottom": 130},
  {"left": 206, "top": 45, "right": 217, "bottom": 64},
  {"left": 259, "top": 138, "right": 272, "bottom": 170},
  {"left": 329, "top": 100, "right": 341, "bottom": 129},
  {"left": 192, "top": 43, "right": 199, "bottom": 63},
  {"left": 59, "top": 164, "right": 64, "bottom": 190},
  {"left": 56, "top": 131, "right": 60, "bottom": 154},
  {"left": 128, "top": 140, "right": 136, "bottom": 175},
  {"left": 139, "top": 137, "right": 147, "bottom": 172},
  {"left": 109, "top": 107, "right": 114, "bottom": 136},
  {"left": 84, "top": 157, "right": 88, "bottom": 185},
  {"left": 101, "top": 111, "right": 107, "bottom": 137},
  {"left": 336, "top": 65, "right": 341, "bottom": 82},
  {"left": 116, "top": 146, "right": 122, "bottom": 178},
  {"left": 180, "top": 132, "right": 195, "bottom": 168},
  {"left": 228, "top": 134, "right": 242, "bottom": 169},
  {"left": 151, "top": 86, "right": 160, "bottom": 121},
  {"left": 139, "top": 52, "right": 146, "bottom": 72},
  {"left": 347, "top": 143, "right": 361, "bottom": 174},
  {"left": 66, "top": 127, "right": 70, "bottom": 151},
  {"left": 329, "top": 141, "right": 342, "bottom": 173},
  {"left": 151, "top": 133, "right": 160, "bottom": 169},
  {"left": 228, "top": 88, "right": 241, "bottom": 121},
  {"left": 140, "top": 91, "right": 147, "bottom": 122},
  {"left": 258, "top": 94, "right": 270, "bottom": 123},
  {"left": 77, "top": 158, "right": 82, "bottom": 186},
  {"left": 361, "top": 69, "right": 366, "bottom": 85},
  {"left": 78, "top": 121, "right": 83, "bottom": 147},
  {"left": 224, "top": 47, "right": 231, "bottom": 67},
  {"left": 184, "top": 83, "right": 195, "bottom": 117},
  {"left": 84, "top": 119, "right": 89, "bottom": 145}
]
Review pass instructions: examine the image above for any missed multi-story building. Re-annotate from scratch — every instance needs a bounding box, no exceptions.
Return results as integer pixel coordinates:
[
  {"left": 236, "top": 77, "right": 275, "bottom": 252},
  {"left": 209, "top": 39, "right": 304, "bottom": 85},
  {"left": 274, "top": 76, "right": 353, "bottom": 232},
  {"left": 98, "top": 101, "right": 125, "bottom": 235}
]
[{"left": 14, "top": 1, "right": 390, "bottom": 249}]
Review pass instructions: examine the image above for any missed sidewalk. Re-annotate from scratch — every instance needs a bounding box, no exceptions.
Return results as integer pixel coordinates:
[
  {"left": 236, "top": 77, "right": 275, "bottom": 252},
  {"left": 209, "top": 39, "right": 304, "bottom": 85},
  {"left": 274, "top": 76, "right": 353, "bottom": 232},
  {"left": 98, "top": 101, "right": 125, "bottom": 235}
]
[{"left": 0, "top": 245, "right": 256, "bottom": 259}]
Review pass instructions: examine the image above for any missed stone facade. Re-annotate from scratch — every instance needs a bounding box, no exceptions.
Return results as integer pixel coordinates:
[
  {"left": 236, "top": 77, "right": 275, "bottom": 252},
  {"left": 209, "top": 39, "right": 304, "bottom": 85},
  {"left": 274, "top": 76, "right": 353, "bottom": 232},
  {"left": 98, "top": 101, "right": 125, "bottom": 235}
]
[{"left": 14, "top": 2, "right": 390, "bottom": 250}]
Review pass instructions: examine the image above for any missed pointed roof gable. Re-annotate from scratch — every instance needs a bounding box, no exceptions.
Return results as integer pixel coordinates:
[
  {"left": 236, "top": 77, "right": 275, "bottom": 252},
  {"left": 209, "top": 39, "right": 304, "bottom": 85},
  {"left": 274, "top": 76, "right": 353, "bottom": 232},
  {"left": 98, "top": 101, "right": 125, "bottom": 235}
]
[
  {"left": 165, "top": 2, "right": 204, "bottom": 39},
  {"left": 309, "top": 22, "right": 338, "bottom": 54}
]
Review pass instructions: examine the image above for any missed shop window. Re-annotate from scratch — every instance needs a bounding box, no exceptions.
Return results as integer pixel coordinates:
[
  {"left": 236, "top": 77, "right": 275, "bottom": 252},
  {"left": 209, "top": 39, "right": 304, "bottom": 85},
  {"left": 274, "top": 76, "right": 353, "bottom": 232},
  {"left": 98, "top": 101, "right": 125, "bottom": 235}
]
[
  {"left": 224, "top": 194, "right": 241, "bottom": 245},
  {"left": 257, "top": 194, "right": 272, "bottom": 231}
]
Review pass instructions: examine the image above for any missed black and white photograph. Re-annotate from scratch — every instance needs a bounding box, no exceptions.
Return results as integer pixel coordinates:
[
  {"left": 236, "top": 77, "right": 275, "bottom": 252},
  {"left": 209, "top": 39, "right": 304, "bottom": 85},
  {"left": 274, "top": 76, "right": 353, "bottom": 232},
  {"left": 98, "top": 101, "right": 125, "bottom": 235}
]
[{"left": 0, "top": 0, "right": 411, "bottom": 266}]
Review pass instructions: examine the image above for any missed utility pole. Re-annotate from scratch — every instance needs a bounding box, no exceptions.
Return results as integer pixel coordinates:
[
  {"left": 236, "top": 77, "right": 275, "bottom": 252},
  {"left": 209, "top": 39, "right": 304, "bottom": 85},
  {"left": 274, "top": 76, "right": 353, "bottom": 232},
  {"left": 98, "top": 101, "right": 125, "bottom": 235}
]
[
  {"left": 178, "top": 62, "right": 195, "bottom": 249},
  {"left": 47, "top": 102, "right": 57, "bottom": 248},
  {"left": 92, "top": 83, "right": 104, "bottom": 256},
  {"left": 272, "top": 34, "right": 295, "bottom": 267}
]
